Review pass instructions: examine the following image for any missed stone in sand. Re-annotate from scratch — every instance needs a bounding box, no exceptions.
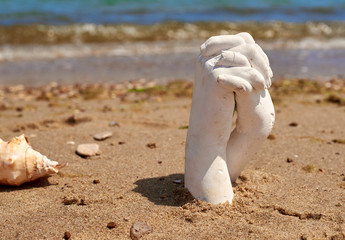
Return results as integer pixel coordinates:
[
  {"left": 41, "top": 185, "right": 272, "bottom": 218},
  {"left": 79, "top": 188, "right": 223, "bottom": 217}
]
[
  {"left": 65, "top": 113, "right": 92, "bottom": 125},
  {"left": 109, "top": 121, "right": 120, "bottom": 127},
  {"left": 289, "top": 122, "right": 298, "bottom": 127},
  {"left": 76, "top": 144, "right": 100, "bottom": 157},
  {"left": 107, "top": 222, "right": 118, "bottom": 229},
  {"left": 93, "top": 131, "right": 112, "bottom": 141},
  {"left": 130, "top": 222, "right": 152, "bottom": 240},
  {"left": 63, "top": 231, "right": 71, "bottom": 240},
  {"left": 146, "top": 143, "right": 156, "bottom": 149}
]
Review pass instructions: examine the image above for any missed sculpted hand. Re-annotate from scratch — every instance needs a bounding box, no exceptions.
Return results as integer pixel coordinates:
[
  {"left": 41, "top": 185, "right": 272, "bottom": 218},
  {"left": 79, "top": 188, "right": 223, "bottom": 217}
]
[
  {"left": 185, "top": 32, "right": 275, "bottom": 204},
  {"left": 200, "top": 32, "right": 275, "bottom": 183}
]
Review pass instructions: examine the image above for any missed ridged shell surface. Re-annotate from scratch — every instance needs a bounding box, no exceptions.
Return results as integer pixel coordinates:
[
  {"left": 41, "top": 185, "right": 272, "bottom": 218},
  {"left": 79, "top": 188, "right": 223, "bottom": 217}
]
[{"left": 0, "top": 135, "right": 65, "bottom": 186}]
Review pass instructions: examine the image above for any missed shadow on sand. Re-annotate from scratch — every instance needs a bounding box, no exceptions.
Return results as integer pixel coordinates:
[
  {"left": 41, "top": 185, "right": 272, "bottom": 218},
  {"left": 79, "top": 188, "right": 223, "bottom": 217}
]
[
  {"left": 0, "top": 177, "right": 57, "bottom": 192},
  {"left": 133, "top": 173, "right": 194, "bottom": 206}
]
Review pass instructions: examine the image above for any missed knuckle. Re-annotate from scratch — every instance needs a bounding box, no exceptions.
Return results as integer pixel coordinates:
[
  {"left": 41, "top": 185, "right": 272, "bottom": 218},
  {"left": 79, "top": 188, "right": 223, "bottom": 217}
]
[
  {"left": 238, "top": 32, "right": 255, "bottom": 44},
  {"left": 249, "top": 69, "right": 265, "bottom": 85},
  {"left": 207, "top": 36, "right": 218, "bottom": 44},
  {"left": 246, "top": 44, "right": 256, "bottom": 53},
  {"left": 222, "top": 51, "right": 235, "bottom": 61},
  {"left": 248, "top": 68, "right": 258, "bottom": 78}
]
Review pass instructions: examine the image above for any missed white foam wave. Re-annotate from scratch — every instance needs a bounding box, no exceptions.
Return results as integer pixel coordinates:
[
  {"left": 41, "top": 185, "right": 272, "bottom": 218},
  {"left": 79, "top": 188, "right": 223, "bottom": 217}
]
[{"left": 1, "top": 38, "right": 345, "bottom": 63}]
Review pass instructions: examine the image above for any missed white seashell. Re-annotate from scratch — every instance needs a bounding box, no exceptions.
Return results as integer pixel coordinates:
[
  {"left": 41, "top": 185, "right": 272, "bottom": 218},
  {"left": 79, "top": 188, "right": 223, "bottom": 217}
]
[{"left": 0, "top": 134, "right": 66, "bottom": 186}]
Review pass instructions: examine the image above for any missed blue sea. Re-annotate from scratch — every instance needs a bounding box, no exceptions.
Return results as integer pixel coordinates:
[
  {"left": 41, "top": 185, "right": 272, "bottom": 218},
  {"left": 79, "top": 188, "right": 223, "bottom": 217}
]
[
  {"left": 1, "top": 0, "right": 345, "bottom": 25},
  {"left": 0, "top": 0, "right": 345, "bottom": 44}
]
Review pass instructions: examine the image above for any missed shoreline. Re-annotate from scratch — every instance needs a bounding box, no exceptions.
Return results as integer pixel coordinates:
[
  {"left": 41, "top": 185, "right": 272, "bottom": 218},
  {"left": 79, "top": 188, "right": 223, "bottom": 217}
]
[
  {"left": 1, "top": 21, "right": 345, "bottom": 45},
  {"left": 1, "top": 38, "right": 345, "bottom": 86}
]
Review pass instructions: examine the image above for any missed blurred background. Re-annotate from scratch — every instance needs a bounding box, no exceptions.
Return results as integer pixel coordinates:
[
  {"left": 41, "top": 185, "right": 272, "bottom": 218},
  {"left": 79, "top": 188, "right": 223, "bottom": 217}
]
[{"left": 1, "top": 0, "right": 345, "bottom": 85}]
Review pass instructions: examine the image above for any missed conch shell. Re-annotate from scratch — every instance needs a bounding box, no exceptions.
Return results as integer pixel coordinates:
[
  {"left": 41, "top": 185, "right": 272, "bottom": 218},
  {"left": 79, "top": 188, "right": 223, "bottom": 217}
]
[{"left": 0, "top": 134, "right": 66, "bottom": 186}]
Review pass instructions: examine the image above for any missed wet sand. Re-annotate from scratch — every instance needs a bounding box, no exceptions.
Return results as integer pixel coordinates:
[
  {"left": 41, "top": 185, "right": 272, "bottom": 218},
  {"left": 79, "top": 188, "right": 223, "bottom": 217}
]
[{"left": 0, "top": 80, "right": 344, "bottom": 239}]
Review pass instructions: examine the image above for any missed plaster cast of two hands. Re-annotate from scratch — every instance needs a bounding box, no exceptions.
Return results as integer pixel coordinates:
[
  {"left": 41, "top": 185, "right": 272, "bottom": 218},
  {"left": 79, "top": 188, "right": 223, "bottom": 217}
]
[{"left": 185, "top": 32, "right": 275, "bottom": 204}]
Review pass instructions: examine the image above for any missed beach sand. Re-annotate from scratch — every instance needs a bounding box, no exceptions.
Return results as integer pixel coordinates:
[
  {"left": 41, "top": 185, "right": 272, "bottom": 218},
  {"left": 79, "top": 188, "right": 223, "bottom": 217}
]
[{"left": 0, "top": 80, "right": 344, "bottom": 239}]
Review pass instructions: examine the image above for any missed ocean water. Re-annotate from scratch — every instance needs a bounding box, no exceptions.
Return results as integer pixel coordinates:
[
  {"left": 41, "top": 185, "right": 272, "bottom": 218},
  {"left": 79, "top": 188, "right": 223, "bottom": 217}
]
[
  {"left": 1, "top": 0, "right": 345, "bottom": 25},
  {"left": 1, "top": 0, "right": 345, "bottom": 84},
  {"left": 1, "top": 0, "right": 345, "bottom": 44}
]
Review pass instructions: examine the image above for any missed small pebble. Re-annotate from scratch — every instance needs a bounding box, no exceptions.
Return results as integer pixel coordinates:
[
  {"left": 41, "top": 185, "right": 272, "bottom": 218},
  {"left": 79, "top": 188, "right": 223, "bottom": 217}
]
[
  {"left": 146, "top": 143, "right": 156, "bottom": 149},
  {"left": 16, "top": 106, "right": 23, "bottom": 112},
  {"left": 109, "top": 121, "right": 120, "bottom": 127},
  {"left": 173, "top": 179, "right": 182, "bottom": 184},
  {"left": 65, "top": 113, "right": 92, "bottom": 125},
  {"left": 76, "top": 144, "right": 100, "bottom": 157},
  {"left": 118, "top": 141, "right": 126, "bottom": 145},
  {"left": 130, "top": 222, "right": 152, "bottom": 240},
  {"left": 300, "top": 234, "right": 308, "bottom": 240},
  {"left": 93, "top": 131, "right": 112, "bottom": 141},
  {"left": 77, "top": 198, "right": 87, "bottom": 206},
  {"left": 63, "top": 231, "right": 71, "bottom": 240},
  {"left": 158, "top": 161, "right": 162, "bottom": 164},
  {"left": 267, "top": 134, "right": 276, "bottom": 140},
  {"left": 107, "top": 222, "right": 118, "bottom": 229},
  {"left": 93, "top": 179, "right": 100, "bottom": 184},
  {"left": 332, "top": 139, "right": 345, "bottom": 144},
  {"left": 286, "top": 158, "right": 294, "bottom": 163},
  {"left": 238, "top": 175, "right": 248, "bottom": 181},
  {"left": 289, "top": 122, "right": 298, "bottom": 127},
  {"left": 66, "top": 141, "right": 75, "bottom": 145},
  {"left": 62, "top": 197, "right": 78, "bottom": 205},
  {"left": 302, "top": 164, "right": 315, "bottom": 173}
]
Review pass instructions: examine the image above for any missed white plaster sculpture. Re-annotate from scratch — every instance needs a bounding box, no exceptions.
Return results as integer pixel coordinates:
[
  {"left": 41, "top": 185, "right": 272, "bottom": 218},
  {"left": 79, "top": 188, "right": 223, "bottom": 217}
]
[
  {"left": 185, "top": 33, "right": 275, "bottom": 204},
  {"left": 0, "top": 135, "right": 66, "bottom": 186}
]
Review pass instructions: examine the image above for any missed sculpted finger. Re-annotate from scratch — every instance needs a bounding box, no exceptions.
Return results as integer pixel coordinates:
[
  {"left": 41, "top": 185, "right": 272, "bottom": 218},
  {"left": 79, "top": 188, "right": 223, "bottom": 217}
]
[
  {"left": 217, "top": 75, "right": 253, "bottom": 93},
  {"left": 255, "top": 43, "right": 273, "bottom": 80},
  {"left": 236, "top": 32, "right": 273, "bottom": 87},
  {"left": 231, "top": 44, "right": 271, "bottom": 87},
  {"left": 239, "top": 67, "right": 266, "bottom": 91},
  {"left": 254, "top": 44, "right": 272, "bottom": 87},
  {"left": 215, "top": 50, "right": 251, "bottom": 68},
  {"left": 214, "top": 67, "right": 265, "bottom": 91},
  {"left": 236, "top": 32, "right": 255, "bottom": 44},
  {"left": 236, "top": 32, "right": 269, "bottom": 67},
  {"left": 200, "top": 35, "right": 245, "bottom": 57},
  {"left": 254, "top": 44, "right": 269, "bottom": 66}
]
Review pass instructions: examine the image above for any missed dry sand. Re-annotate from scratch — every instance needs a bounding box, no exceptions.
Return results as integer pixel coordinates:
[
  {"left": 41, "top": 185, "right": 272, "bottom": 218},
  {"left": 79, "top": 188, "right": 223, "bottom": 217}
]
[{"left": 0, "top": 80, "right": 344, "bottom": 240}]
